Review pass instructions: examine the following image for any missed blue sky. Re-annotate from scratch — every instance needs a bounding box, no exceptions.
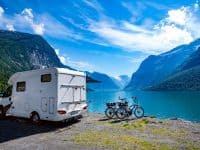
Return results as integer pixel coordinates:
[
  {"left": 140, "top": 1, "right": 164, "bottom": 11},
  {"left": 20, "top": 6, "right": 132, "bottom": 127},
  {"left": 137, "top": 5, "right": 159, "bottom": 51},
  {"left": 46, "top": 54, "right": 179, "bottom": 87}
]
[{"left": 0, "top": 0, "right": 200, "bottom": 78}]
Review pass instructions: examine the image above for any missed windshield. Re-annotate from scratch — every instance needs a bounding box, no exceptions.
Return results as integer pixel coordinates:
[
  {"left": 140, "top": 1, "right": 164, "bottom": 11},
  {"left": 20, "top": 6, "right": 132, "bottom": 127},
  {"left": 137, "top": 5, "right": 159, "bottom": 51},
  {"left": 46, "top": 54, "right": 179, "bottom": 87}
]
[{"left": 2, "top": 86, "right": 12, "bottom": 97}]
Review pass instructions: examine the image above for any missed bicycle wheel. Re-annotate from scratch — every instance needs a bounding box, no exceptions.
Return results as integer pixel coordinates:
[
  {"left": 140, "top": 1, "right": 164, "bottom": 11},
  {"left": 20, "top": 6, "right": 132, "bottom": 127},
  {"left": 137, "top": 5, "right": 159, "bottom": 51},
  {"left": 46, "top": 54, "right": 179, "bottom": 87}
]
[
  {"left": 134, "top": 107, "right": 144, "bottom": 118},
  {"left": 116, "top": 108, "right": 127, "bottom": 120},
  {"left": 105, "top": 108, "right": 115, "bottom": 119}
]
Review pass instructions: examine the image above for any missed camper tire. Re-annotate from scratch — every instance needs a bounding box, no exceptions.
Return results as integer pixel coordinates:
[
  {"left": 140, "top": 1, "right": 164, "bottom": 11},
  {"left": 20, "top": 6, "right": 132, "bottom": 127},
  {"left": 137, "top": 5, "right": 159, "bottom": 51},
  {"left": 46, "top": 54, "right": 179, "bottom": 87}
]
[
  {"left": 30, "top": 112, "right": 40, "bottom": 124},
  {"left": 0, "top": 106, "right": 5, "bottom": 119}
]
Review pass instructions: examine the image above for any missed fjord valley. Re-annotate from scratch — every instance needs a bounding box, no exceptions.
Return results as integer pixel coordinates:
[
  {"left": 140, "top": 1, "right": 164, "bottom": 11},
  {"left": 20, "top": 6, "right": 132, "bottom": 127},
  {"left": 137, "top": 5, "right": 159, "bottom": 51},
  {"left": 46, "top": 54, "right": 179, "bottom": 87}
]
[
  {"left": 1, "top": 0, "right": 200, "bottom": 150},
  {"left": 1, "top": 30, "right": 200, "bottom": 122}
]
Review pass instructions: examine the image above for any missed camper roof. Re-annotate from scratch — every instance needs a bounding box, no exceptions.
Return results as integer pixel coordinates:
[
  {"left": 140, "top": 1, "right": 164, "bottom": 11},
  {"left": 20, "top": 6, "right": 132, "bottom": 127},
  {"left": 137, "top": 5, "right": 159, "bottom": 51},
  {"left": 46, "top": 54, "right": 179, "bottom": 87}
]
[
  {"left": 56, "top": 68, "right": 85, "bottom": 76},
  {"left": 8, "top": 68, "right": 85, "bottom": 85}
]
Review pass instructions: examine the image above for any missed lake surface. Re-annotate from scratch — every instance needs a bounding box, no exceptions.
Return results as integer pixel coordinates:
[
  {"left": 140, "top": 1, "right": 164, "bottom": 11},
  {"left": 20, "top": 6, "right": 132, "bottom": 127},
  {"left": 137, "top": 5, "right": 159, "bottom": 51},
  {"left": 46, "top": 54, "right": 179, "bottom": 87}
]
[{"left": 87, "top": 90, "right": 200, "bottom": 122}]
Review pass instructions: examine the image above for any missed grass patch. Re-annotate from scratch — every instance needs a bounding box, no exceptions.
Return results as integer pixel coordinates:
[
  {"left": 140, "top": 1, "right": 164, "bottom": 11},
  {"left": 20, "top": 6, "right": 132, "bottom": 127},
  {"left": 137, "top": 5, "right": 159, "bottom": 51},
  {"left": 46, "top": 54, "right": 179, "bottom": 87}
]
[
  {"left": 120, "top": 119, "right": 150, "bottom": 130},
  {"left": 99, "top": 118, "right": 162, "bottom": 131},
  {"left": 149, "top": 127, "right": 189, "bottom": 137},
  {"left": 121, "top": 122, "right": 145, "bottom": 130},
  {"left": 73, "top": 130, "right": 174, "bottom": 150}
]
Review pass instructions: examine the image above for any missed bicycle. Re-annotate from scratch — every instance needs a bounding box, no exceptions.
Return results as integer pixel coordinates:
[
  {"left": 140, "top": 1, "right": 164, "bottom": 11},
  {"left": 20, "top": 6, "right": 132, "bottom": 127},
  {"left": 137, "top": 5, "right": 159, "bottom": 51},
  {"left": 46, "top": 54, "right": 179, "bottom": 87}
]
[
  {"left": 105, "top": 97, "right": 128, "bottom": 119},
  {"left": 105, "top": 102, "right": 117, "bottom": 119},
  {"left": 116, "top": 96, "right": 144, "bottom": 119}
]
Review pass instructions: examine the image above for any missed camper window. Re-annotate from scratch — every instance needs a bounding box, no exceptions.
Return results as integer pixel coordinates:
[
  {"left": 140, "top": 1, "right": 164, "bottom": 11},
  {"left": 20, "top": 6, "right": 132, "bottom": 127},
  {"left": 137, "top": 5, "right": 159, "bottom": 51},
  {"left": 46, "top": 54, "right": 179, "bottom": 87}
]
[
  {"left": 16, "top": 82, "right": 26, "bottom": 92},
  {"left": 41, "top": 74, "right": 51, "bottom": 82}
]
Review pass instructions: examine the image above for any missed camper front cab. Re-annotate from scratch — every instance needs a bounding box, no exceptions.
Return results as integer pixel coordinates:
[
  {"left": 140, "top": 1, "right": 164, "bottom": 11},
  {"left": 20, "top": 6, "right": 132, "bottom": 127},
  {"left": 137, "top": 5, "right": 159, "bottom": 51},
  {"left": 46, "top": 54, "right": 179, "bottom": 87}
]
[{"left": 3, "top": 68, "right": 87, "bottom": 122}]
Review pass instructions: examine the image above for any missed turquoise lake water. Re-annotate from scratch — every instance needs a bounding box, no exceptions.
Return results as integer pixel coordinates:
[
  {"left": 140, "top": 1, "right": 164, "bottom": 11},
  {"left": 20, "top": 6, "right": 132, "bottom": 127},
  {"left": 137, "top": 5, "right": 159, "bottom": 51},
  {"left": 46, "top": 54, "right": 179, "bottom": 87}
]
[{"left": 87, "top": 90, "right": 200, "bottom": 122}]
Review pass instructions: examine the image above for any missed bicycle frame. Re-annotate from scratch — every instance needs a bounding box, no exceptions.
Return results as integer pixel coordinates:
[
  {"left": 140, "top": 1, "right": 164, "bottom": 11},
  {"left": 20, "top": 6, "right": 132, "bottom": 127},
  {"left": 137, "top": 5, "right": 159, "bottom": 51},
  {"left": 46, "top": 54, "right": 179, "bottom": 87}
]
[{"left": 121, "top": 98, "right": 139, "bottom": 116}]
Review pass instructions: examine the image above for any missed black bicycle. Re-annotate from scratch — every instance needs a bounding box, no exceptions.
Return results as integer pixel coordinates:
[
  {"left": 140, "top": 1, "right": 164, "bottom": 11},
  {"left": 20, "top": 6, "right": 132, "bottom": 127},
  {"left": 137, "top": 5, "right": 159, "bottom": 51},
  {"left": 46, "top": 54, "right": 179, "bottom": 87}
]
[
  {"left": 105, "top": 102, "right": 117, "bottom": 119},
  {"left": 116, "top": 96, "right": 144, "bottom": 119},
  {"left": 105, "top": 97, "right": 128, "bottom": 119}
]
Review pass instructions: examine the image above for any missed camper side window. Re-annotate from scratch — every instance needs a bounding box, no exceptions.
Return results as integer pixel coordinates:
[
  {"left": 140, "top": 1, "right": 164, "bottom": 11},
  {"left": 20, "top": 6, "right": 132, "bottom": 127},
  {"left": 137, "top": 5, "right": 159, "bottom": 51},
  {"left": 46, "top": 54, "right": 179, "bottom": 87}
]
[
  {"left": 41, "top": 74, "right": 51, "bottom": 82},
  {"left": 16, "top": 82, "right": 26, "bottom": 92}
]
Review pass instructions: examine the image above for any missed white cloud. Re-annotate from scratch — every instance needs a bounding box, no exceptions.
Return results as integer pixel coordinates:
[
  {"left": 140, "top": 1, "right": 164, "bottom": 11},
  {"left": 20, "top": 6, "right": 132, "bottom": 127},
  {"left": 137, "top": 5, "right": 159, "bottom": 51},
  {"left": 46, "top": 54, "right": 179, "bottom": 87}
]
[
  {"left": 55, "top": 49, "right": 59, "bottom": 55},
  {"left": 6, "top": 24, "right": 15, "bottom": 31},
  {"left": 82, "top": 0, "right": 103, "bottom": 13},
  {"left": 32, "top": 23, "right": 45, "bottom": 35},
  {"left": 166, "top": 7, "right": 190, "bottom": 26},
  {"left": 88, "top": 3, "right": 200, "bottom": 54},
  {"left": 0, "top": 6, "right": 4, "bottom": 17},
  {"left": 22, "top": 8, "right": 34, "bottom": 21},
  {"left": 194, "top": 0, "right": 199, "bottom": 11},
  {"left": 55, "top": 49, "right": 66, "bottom": 64},
  {"left": 121, "top": 2, "right": 142, "bottom": 23},
  {"left": 0, "top": 7, "right": 80, "bottom": 40},
  {"left": 21, "top": 8, "right": 45, "bottom": 35},
  {"left": 89, "top": 22, "right": 158, "bottom": 54},
  {"left": 55, "top": 48, "right": 94, "bottom": 71},
  {"left": 68, "top": 60, "right": 94, "bottom": 71},
  {"left": 122, "top": 21, "right": 152, "bottom": 34},
  {"left": 144, "top": 1, "right": 170, "bottom": 10}
]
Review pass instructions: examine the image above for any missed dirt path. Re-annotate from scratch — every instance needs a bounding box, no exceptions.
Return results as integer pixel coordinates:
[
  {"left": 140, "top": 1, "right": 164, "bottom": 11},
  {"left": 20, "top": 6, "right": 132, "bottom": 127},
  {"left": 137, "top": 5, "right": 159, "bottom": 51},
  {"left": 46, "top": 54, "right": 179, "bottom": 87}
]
[{"left": 0, "top": 113, "right": 200, "bottom": 150}]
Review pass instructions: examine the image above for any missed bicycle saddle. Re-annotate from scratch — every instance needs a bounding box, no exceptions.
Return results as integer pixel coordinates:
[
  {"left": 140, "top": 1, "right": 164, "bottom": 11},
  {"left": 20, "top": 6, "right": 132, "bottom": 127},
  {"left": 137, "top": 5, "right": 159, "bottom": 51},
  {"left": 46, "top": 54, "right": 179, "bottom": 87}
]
[{"left": 106, "top": 102, "right": 116, "bottom": 106}]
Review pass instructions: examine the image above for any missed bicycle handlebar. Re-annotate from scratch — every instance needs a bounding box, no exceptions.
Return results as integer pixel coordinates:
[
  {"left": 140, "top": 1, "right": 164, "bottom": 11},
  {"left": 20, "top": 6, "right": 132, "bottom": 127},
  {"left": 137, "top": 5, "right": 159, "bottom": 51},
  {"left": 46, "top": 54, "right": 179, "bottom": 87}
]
[
  {"left": 118, "top": 96, "right": 127, "bottom": 101},
  {"left": 131, "top": 96, "right": 138, "bottom": 104},
  {"left": 118, "top": 96, "right": 138, "bottom": 104}
]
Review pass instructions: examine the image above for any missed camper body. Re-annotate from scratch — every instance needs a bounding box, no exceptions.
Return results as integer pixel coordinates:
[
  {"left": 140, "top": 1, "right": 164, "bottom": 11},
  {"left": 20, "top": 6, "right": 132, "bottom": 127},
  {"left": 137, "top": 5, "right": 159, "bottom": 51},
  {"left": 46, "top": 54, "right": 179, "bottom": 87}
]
[{"left": 0, "top": 68, "right": 87, "bottom": 122}]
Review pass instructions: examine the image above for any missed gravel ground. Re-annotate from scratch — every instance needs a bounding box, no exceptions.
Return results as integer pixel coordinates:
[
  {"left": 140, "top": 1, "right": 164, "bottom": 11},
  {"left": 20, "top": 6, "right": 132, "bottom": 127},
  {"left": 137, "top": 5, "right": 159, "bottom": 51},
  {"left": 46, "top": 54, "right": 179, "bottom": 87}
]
[{"left": 0, "top": 113, "right": 200, "bottom": 150}]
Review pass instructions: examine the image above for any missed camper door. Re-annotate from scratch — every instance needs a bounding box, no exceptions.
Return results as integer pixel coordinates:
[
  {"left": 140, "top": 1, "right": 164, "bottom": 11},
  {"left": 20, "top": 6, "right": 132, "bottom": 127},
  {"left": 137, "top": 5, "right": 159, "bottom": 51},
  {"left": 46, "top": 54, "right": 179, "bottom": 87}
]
[
  {"left": 40, "top": 73, "right": 56, "bottom": 115},
  {"left": 10, "top": 81, "right": 27, "bottom": 117}
]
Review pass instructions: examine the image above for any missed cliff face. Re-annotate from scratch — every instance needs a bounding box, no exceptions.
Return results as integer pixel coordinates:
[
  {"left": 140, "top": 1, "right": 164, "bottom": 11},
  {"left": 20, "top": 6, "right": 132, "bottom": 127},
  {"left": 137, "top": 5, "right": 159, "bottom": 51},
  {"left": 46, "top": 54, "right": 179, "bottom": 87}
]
[
  {"left": 126, "top": 39, "right": 200, "bottom": 90},
  {"left": 150, "top": 47, "right": 200, "bottom": 91},
  {"left": 0, "top": 30, "right": 71, "bottom": 91}
]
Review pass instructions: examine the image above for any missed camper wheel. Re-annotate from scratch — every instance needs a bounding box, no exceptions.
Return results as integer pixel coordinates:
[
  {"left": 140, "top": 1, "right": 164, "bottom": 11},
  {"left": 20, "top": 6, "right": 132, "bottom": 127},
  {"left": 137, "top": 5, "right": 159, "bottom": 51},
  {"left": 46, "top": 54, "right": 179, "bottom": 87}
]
[
  {"left": 30, "top": 112, "right": 40, "bottom": 123},
  {"left": 0, "top": 106, "right": 5, "bottom": 119}
]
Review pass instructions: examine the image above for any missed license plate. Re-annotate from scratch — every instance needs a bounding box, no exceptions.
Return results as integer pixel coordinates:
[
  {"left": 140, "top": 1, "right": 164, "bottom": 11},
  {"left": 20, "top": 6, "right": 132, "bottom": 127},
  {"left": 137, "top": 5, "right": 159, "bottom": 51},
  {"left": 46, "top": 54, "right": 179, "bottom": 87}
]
[{"left": 70, "top": 110, "right": 79, "bottom": 115}]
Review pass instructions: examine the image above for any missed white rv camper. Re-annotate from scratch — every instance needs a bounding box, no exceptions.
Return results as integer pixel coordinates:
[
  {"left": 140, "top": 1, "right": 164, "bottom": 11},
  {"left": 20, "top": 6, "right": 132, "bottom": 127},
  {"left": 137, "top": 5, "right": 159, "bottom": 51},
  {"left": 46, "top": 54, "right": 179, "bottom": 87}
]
[{"left": 0, "top": 68, "right": 87, "bottom": 122}]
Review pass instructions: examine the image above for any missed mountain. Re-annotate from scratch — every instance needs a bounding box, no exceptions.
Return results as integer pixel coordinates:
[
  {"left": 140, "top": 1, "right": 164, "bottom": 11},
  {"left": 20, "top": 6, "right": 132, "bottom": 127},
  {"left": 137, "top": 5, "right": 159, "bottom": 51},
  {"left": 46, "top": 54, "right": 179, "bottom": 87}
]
[
  {"left": 150, "top": 47, "right": 200, "bottom": 91},
  {"left": 112, "top": 75, "right": 130, "bottom": 89},
  {"left": 86, "top": 72, "right": 121, "bottom": 91},
  {"left": 0, "top": 30, "right": 71, "bottom": 91},
  {"left": 118, "top": 75, "right": 130, "bottom": 87},
  {"left": 125, "top": 39, "right": 200, "bottom": 90},
  {"left": 178, "top": 47, "right": 200, "bottom": 72}
]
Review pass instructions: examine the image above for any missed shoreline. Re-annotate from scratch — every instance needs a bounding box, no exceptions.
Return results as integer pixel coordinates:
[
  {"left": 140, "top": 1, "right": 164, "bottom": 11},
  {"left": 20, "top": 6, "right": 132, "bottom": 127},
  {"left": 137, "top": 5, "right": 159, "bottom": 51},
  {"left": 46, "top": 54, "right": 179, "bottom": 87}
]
[
  {"left": 1, "top": 113, "right": 200, "bottom": 150},
  {"left": 87, "top": 111, "right": 200, "bottom": 123}
]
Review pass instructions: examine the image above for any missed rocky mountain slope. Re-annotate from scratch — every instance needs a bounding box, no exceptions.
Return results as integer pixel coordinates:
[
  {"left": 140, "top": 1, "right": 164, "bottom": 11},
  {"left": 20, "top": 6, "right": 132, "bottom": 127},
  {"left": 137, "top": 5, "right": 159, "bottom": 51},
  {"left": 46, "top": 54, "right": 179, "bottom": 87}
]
[
  {"left": 86, "top": 72, "right": 121, "bottom": 91},
  {"left": 150, "top": 47, "right": 200, "bottom": 90},
  {"left": 125, "top": 39, "right": 200, "bottom": 90},
  {"left": 0, "top": 30, "right": 70, "bottom": 91}
]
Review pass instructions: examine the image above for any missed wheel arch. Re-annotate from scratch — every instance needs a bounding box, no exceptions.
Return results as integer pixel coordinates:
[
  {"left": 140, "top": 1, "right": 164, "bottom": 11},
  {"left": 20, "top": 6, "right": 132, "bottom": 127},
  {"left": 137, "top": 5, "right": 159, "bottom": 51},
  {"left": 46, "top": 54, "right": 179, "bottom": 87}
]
[{"left": 30, "top": 111, "right": 40, "bottom": 118}]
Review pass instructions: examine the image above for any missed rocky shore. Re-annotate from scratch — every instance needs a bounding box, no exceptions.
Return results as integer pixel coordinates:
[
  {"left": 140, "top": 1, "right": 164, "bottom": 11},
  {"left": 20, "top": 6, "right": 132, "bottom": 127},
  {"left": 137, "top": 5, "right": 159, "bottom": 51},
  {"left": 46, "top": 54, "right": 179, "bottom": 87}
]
[{"left": 0, "top": 113, "right": 200, "bottom": 150}]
